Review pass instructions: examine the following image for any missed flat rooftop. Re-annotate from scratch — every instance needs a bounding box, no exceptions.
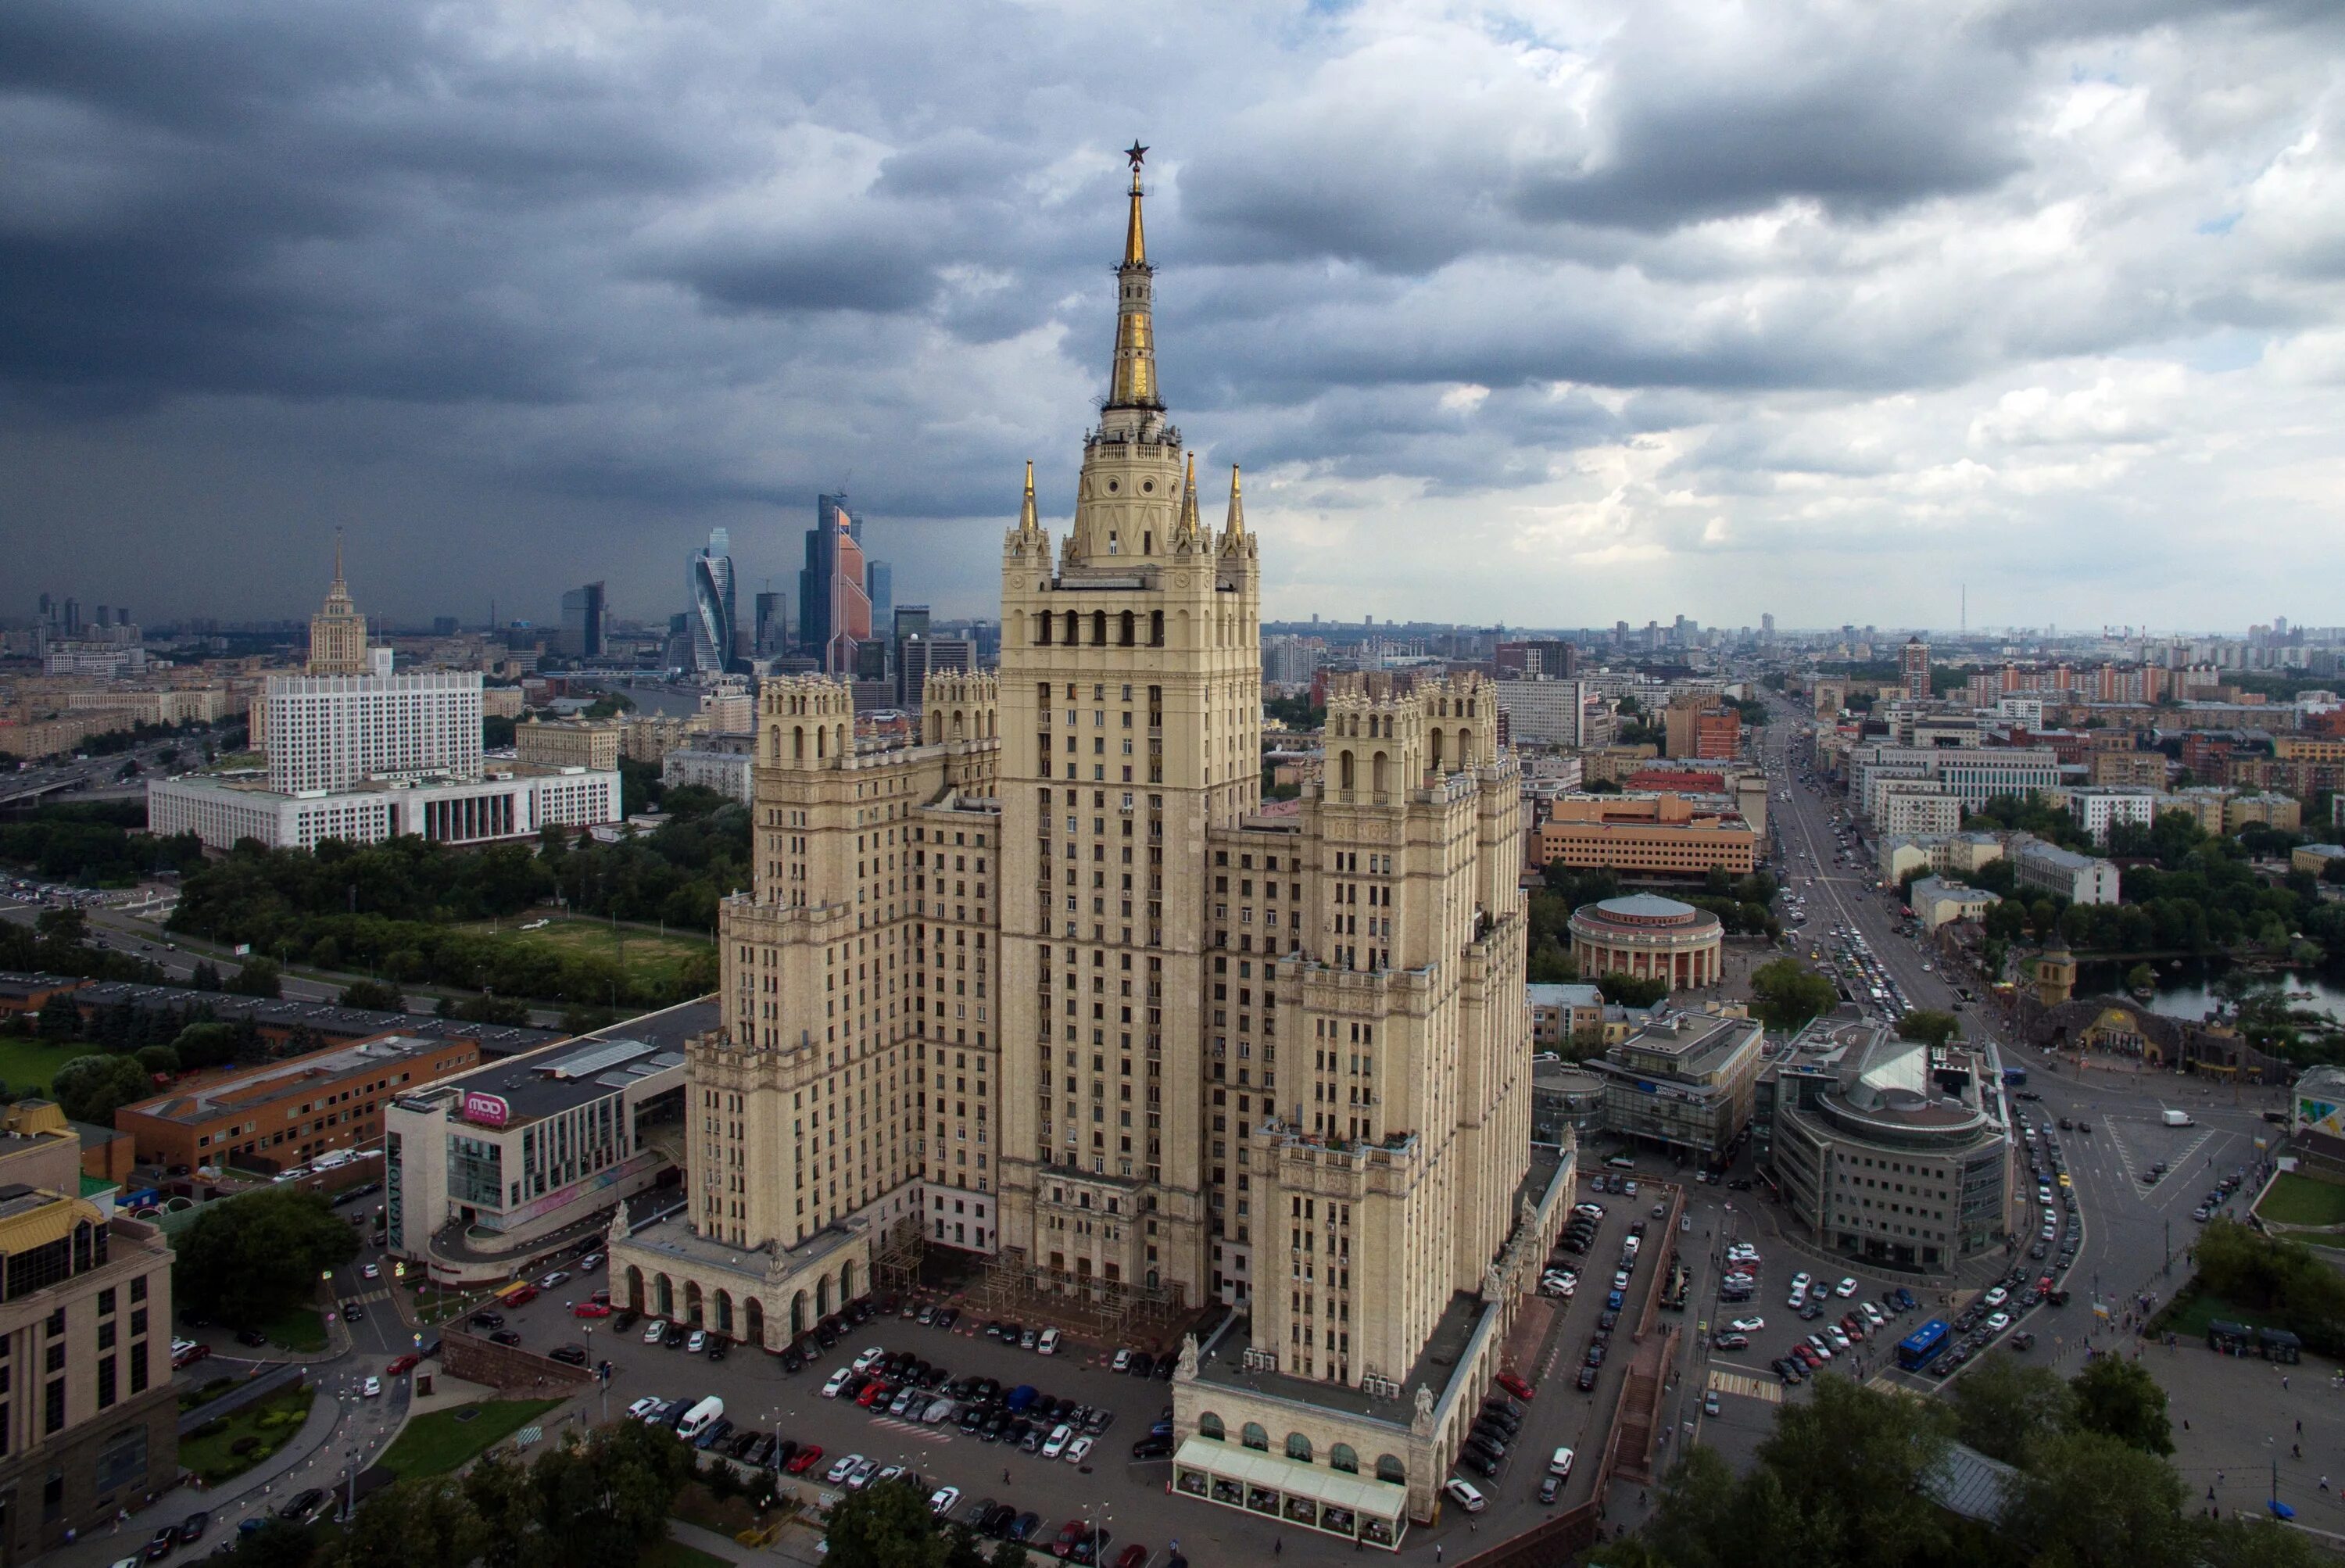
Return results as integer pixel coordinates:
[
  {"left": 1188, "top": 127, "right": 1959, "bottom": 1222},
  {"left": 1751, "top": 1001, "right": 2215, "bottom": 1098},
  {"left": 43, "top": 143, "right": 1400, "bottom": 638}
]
[
  {"left": 70, "top": 979, "right": 564, "bottom": 1056},
  {"left": 1193, "top": 1290, "right": 1489, "bottom": 1429},
  {"left": 406, "top": 997, "right": 714, "bottom": 1126},
  {"left": 1607, "top": 1012, "right": 1759, "bottom": 1080},
  {"left": 129, "top": 1033, "right": 480, "bottom": 1123}
]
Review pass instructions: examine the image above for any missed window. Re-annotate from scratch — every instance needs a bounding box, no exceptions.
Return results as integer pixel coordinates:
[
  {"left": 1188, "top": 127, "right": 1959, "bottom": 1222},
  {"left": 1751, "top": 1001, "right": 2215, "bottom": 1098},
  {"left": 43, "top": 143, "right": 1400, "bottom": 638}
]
[
  {"left": 1198, "top": 1412, "right": 1225, "bottom": 1441},
  {"left": 1377, "top": 1453, "right": 1407, "bottom": 1485},
  {"left": 1330, "top": 1444, "right": 1359, "bottom": 1473},
  {"left": 1241, "top": 1422, "right": 1269, "bottom": 1452},
  {"left": 1286, "top": 1432, "right": 1313, "bottom": 1462}
]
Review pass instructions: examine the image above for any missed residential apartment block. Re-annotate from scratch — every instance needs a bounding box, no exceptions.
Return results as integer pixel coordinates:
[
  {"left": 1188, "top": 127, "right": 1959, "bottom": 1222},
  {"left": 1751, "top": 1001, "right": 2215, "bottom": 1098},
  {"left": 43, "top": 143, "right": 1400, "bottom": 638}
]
[{"left": 1532, "top": 792, "right": 1760, "bottom": 877}]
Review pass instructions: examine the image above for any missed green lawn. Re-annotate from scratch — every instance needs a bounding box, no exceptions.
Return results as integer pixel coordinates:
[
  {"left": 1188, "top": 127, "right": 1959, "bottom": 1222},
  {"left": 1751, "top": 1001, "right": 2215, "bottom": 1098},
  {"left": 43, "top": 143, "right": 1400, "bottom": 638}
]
[
  {"left": 0, "top": 1036, "right": 98, "bottom": 1098},
  {"left": 641, "top": 1541, "right": 736, "bottom": 1568},
  {"left": 177, "top": 1375, "right": 242, "bottom": 1414},
  {"left": 2255, "top": 1171, "right": 2345, "bottom": 1227},
  {"left": 380, "top": 1398, "right": 565, "bottom": 1479},
  {"left": 178, "top": 1385, "right": 317, "bottom": 1485},
  {"left": 456, "top": 915, "right": 712, "bottom": 993},
  {"left": 262, "top": 1306, "right": 328, "bottom": 1352}
]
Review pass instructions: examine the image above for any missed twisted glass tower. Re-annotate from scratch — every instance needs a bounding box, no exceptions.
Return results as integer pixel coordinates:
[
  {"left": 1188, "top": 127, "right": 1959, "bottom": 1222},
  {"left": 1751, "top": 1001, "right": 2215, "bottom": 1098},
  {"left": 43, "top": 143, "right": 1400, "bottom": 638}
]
[{"left": 689, "top": 527, "right": 736, "bottom": 675}]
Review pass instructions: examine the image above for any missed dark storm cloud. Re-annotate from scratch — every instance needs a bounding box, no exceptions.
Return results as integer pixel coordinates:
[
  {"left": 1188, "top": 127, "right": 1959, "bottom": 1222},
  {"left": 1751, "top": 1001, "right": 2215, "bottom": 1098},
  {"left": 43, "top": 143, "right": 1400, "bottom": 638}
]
[{"left": 1, "top": 0, "right": 2340, "bottom": 628}]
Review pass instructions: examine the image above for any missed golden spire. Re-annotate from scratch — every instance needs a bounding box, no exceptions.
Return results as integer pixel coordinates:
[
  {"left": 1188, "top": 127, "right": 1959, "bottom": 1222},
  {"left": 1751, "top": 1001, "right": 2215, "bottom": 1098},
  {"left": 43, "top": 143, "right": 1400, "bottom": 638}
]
[
  {"left": 1220, "top": 463, "right": 1247, "bottom": 553},
  {"left": 1175, "top": 450, "right": 1201, "bottom": 543},
  {"left": 1105, "top": 141, "right": 1162, "bottom": 412},
  {"left": 331, "top": 528, "right": 346, "bottom": 592},
  {"left": 1018, "top": 460, "right": 1040, "bottom": 536},
  {"left": 1122, "top": 141, "right": 1148, "bottom": 267}
]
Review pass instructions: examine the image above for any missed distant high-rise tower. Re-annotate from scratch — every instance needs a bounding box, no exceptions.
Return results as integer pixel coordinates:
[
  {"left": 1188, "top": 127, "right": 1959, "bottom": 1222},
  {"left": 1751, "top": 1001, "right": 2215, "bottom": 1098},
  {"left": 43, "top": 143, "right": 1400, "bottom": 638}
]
[
  {"left": 1901, "top": 635, "right": 1931, "bottom": 701},
  {"left": 754, "top": 591, "right": 788, "bottom": 658},
  {"left": 308, "top": 532, "right": 369, "bottom": 675},
  {"left": 799, "top": 496, "right": 873, "bottom": 675},
  {"left": 689, "top": 528, "right": 737, "bottom": 675},
  {"left": 865, "top": 557, "right": 893, "bottom": 648},
  {"left": 560, "top": 581, "right": 607, "bottom": 660}
]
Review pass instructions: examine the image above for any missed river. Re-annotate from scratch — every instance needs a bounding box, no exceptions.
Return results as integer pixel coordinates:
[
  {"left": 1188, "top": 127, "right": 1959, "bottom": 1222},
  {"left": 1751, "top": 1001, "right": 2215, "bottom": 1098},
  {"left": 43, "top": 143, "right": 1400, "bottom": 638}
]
[{"left": 2075, "top": 958, "right": 2345, "bottom": 1027}]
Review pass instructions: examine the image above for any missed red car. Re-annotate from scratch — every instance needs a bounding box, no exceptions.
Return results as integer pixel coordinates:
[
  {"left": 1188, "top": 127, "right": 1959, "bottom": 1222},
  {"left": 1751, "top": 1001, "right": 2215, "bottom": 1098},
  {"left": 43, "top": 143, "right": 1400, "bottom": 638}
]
[
  {"left": 385, "top": 1355, "right": 420, "bottom": 1376},
  {"left": 1112, "top": 1545, "right": 1148, "bottom": 1568},
  {"left": 572, "top": 1302, "right": 611, "bottom": 1318},
  {"left": 857, "top": 1381, "right": 893, "bottom": 1409},
  {"left": 171, "top": 1342, "right": 211, "bottom": 1370},
  {"left": 1495, "top": 1372, "right": 1537, "bottom": 1402},
  {"left": 784, "top": 1444, "right": 824, "bottom": 1475}
]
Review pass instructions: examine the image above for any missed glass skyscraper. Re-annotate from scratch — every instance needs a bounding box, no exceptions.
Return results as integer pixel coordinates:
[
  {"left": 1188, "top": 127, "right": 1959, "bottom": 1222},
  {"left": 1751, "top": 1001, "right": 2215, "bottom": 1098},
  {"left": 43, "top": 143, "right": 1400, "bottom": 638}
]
[{"left": 689, "top": 528, "right": 736, "bottom": 675}]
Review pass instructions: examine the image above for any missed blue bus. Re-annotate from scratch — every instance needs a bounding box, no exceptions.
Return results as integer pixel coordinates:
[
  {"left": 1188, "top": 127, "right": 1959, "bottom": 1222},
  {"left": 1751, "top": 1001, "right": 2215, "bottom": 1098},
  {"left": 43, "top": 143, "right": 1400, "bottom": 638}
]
[
  {"left": 1896, "top": 1318, "right": 1951, "bottom": 1372},
  {"left": 2001, "top": 1065, "right": 2028, "bottom": 1086}
]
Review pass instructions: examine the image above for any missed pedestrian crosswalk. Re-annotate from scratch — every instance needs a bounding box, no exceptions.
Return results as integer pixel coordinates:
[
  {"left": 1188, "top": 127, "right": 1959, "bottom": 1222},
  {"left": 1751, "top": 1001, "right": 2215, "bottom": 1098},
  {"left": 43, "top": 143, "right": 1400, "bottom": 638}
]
[
  {"left": 1706, "top": 1368, "right": 1782, "bottom": 1405},
  {"left": 868, "top": 1415, "right": 954, "bottom": 1444}
]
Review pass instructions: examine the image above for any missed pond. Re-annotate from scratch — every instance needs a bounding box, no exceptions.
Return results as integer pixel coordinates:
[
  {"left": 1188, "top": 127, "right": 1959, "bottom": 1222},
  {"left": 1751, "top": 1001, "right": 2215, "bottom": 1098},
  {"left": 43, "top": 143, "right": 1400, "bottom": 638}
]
[{"left": 2075, "top": 958, "right": 2345, "bottom": 1027}]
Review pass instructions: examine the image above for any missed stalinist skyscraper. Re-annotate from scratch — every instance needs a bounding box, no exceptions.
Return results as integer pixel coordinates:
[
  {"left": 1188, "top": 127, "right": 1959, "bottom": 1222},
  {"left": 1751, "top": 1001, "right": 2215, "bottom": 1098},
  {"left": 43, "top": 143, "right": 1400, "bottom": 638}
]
[
  {"left": 612, "top": 147, "right": 1563, "bottom": 1538},
  {"left": 307, "top": 531, "right": 369, "bottom": 675}
]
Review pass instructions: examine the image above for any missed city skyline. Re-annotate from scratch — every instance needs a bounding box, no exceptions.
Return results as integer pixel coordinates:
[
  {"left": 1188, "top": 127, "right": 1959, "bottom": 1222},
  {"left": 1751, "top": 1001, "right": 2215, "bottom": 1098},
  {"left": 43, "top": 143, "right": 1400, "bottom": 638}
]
[{"left": 5, "top": 2, "right": 2345, "bottom": 630}]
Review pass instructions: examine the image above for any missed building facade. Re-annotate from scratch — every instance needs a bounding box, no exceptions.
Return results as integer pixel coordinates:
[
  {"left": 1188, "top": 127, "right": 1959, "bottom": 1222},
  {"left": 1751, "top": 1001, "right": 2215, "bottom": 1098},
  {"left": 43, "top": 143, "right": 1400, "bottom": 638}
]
[
  {"left": 1760, "top": 1022, "right": 2012, "bottom": 1274},
  {"left": 2013, "top": 839, "right": 2122, "bottom": 905},
  {"left": 265, "top": 671, "right": 483, "bottom": 793},
  {"left": 515, "top": 718, "right": 621, "bottom": 772},
  {"left": 307, "top": 533, "right": 368, "bottom": 675},
  {"left": 1566, "top": 894, "right": 1724, "bottom": 990},
  {"left": 0, "top": 1106, "right": 178, "bottom": 1562},
  {"left": 689, "top": 527, "right": 737, "bottom": 676},
  {"left": 1587, "top": 1008, "right": 1763, "bottom": 1163},
  {"left": 607, "top": 158, "right": 1554, "bottom": 1538},
  {"left": 1532, "top": 793, "right": 1759, "bottom": 877}
]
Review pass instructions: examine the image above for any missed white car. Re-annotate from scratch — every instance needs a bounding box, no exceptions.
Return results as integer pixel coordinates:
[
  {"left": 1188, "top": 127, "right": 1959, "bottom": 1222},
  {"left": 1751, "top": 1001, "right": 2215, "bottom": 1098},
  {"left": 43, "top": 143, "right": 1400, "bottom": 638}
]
[
  {"left": 361, "top": 1262, "right": 381, "bottom": 1280},
  {"left": 826, "top": 1452, "right": 863, "bottom": 1484},
  {"left": 539, "top": 1270, "right": 570, "bottom": 1290},
  {"left": 845, "top": 1458, "right": 879, "bottom": 1491},
  {"left": 1835, "top": 1277, "right": 1859, "bottom": 1298},
  {"left": 1789, "top": 1271, "right": 1812, "bottom": 1297},
  {"left": 1612, "top": 1270, "right": 1631, "bottom": 1291},
  {"left": 1038, "top": 1328, "right": 1062, "bottom": 1355},
  {"left": 1860, "top": 1302, "right": 1888, "bottom": 1327},
  {"left": 1112, "top": 1349, "right": 1134, "bottom": 1372},
  {"left": 1445, "top": 1478, "right": 1488, "bottom": 1513},
  {"left": 643, "top": 1320, "right": 667, "bottom": 1344},
  {"left": 1983, "top": 1286, "right": 2008, "bottom": 1308},
  {"left": 822, "top": 1368, "right": 853, "bottom": 1398},
  {"left": 853, "top": 1346, "right": 886, "bottom": 1373},
  {"left": 686, "top": 1329, "right": 707, "bottom": 1354},
  {"left": 1548, "top": 1446, "right": 1575, "bottom": 1478},
  {"left": 929, "top": 1487, "right": 961, "bottom": 1518},
  {"left": 1825, "top": 1326, "right": 1851, "bottom": 1351},
  {"left": 1987, "top": 1312, "right": 2012, "bottom": 1333},
  {"left": 362, "top": 1376, "right": 381, "bottom": 1398},
  {"left": 1042, "top": 1423, "right": 1074, "bottom": 1459},
  {"left": 1065, "top": 1436, "right": 1095, "bottom": 1465},
  {"left": 1728, "top": 1317, "right": 1766, "bottom": 1334},
  {"left": 627, "top": 1397, "right": 664, "bottom": 1420}
]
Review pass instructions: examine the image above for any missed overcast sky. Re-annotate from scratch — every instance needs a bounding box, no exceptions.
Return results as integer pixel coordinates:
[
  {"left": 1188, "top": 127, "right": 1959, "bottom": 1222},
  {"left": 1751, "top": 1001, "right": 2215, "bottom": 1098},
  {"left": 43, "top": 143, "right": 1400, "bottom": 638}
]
[{"left": 5, "top": 0, "right": 2343, "bottom": 635}]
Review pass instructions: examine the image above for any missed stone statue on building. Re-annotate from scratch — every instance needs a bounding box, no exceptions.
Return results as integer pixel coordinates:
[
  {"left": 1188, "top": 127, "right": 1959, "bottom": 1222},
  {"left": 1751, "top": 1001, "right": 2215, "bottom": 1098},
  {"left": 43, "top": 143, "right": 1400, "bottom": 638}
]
[
  {"left": 1481, "top": 1261, "right": 1505, "bottom": 1303},
  {"left": 1412, "top": 1384, "right": 1436, "bottom": 1436},
  {"left": 1176, "top": 1333, "right": 1200, "bottom": 1381}
]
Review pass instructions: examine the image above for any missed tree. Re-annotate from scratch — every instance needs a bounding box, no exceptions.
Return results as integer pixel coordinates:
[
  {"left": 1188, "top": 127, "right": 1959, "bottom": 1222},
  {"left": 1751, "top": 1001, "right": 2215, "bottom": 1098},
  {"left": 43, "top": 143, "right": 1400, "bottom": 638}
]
[
  {"left": 50, "top": 1054, "right": 151, "bottom": 1123},
  {"left": 134, "top": 1044, "right": 180, "bottom": 1076},
  {"left": 2070, "top": 1354, "right": 2174, "bottom": 1456},
  {"left": 525, "top": 1420, "right": 695, "bottom": 1568},
  {"left": 1897, "top": 1009, "right": 1961, "bottom": 1049},
  {"left": 171, "top": 1022, "right": 244, "bottom": 1071},
  {"left": 224, "top": 1518, "right": 320, "bottom": 1568},
  {"left": 460, "top": 1452, "right": 534, "bottom": 1568},
  {"left": 34, "top": 999, "right": 81, "bottom": 1040},
  {"left": 2002, "top": 1429, "right": 2196, "bottom": 1568},
  {"left": 335, "top": 1477, "right": 485, "bottom": 1568},
  {"left": 1597, "top": 972, "right": 1670, "bottom": 1008},
  {"left": 338, "top": 979, "right": 408, "bottom": 1011},
  {"left": 228, "top": 958, "right": 283, "bottom": 997},
  {"left": 173, "top": 1187, "right": 360, "bottom": 1328},
  {"left": 1945, "top": 1353, "right": 2075, "bottom": 1466},
  {"left": 822, "top": 1477, "right": 948, "bottom": 1568},
  {"left": 189, "top": 959, "right": 224, "bottom": 991},
  {"left": 2125, "top": 963, "right": 2157, "bottom": 993},
  {"left": 1749, "top": 958, "right": 1838, "bottom": 1032}
]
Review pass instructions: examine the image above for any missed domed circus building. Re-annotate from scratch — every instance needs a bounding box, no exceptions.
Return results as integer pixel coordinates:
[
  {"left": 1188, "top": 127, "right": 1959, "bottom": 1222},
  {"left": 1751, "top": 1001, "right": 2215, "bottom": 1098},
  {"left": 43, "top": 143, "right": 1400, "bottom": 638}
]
[{"left": 1566, "top": 893, "right": 1724, "bottom": 990}]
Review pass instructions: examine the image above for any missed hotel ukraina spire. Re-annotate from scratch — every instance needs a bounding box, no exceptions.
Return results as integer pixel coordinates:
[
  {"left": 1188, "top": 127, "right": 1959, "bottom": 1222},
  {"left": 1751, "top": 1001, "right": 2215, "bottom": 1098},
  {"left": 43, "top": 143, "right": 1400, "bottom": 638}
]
[{"left": 645, "top": 146, "right": 1537, "bottom": 1410}]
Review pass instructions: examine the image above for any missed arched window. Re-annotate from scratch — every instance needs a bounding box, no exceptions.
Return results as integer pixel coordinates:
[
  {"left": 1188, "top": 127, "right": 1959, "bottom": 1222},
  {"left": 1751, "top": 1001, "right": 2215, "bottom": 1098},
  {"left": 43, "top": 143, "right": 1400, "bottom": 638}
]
[
  {"left": 1037, "top": 612, "right": 1052, "bottom": 646},
  {"left": 1286, "top": 1433, "right": 1312, "bottom": 1462},
  {"left": 1242, "top": 1423, "right": 1269, "bottom": 1452},
  {"left": 1119, "top": 610, "right": 1136, "bottom": 647},
  {"left": 1090, "top": 610, "right": 1108, "bottom": 646},
  {"left": 1062, "top": 610, "right": 1079, "bottom": 645},
  {"left": 1330, "top": 1444, "right": 1359, "bottom": 1474},
  {"left": 1376, "top": 1454, "right": 1406, "bottom": 1485},
  {"left": 793, "top": 726, "right": 805, "bottom": 761},
  {"left": 1339, "top": 751, "right": 1355, "bottom": 793},
  {"left": 1198, "top": 1413, "right": 1225, "bottom": 1441}
]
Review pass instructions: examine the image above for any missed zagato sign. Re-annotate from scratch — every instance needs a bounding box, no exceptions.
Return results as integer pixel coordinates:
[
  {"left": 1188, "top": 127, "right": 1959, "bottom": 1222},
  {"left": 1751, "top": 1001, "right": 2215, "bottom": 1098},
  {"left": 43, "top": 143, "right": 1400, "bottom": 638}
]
[{"left": 461, "top": 1091, "right": 511, "bottom": 1129}]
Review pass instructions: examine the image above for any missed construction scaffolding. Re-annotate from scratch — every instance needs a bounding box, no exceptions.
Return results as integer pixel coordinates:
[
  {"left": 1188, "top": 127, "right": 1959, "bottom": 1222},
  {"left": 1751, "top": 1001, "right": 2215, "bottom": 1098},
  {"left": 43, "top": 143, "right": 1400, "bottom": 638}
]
[{"left": 961, "top": 1246, "right": 1190, "bottom": 1345}]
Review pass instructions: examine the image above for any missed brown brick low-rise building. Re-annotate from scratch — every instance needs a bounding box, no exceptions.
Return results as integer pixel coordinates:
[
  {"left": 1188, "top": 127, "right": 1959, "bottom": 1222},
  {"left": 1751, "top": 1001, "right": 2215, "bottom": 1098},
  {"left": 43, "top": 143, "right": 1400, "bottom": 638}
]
[
  {"left": 1532, "top": 792, "right": 1759, "bottom": 878},
  {"left": 116, "top": 1033, "right": 483, "bottom": 1174}
]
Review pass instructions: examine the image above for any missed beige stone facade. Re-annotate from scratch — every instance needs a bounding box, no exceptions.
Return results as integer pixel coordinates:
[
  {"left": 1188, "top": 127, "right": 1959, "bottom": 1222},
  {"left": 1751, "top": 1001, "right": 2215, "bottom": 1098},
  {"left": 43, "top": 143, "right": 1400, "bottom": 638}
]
[
  {"left": 613, "top": 162, "right": 1545, "bottom": 1494},
  {"left": 515, "top": 718, "right": 621, "bottom": 771},
  {"left": 307, "top": 533, "right": 369, "bottom": 675}
]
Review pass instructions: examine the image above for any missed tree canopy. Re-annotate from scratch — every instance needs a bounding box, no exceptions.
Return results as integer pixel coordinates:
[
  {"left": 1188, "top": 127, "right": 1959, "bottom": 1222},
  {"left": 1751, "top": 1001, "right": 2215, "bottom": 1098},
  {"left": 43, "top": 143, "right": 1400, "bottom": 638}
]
[
  {"left": 1750, "top": 958, "right": 1838, "bottom": 1032},
  {"left": 174, "top": 1187, "right": 361, "bottom": 1327}
]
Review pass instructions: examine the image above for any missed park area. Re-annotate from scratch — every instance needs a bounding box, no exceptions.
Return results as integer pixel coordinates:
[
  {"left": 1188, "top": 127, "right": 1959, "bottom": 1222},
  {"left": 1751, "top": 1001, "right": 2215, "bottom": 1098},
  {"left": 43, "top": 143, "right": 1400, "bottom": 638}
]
[
  {"left": 379, "top": 1398, "right": 565, "bottom": 1479},
  {"left": 2254, "top": 1170, "right": 2345, "bottom": 1229},
  {"left": 0, "top": 1036, "right": 98, "bottom": 1099},
  {"left": 456, "top": 916, "right": 713, "bottom": 998},
  {"left": 178, "top": 1384, "right": 317, "bottom": 1486}
]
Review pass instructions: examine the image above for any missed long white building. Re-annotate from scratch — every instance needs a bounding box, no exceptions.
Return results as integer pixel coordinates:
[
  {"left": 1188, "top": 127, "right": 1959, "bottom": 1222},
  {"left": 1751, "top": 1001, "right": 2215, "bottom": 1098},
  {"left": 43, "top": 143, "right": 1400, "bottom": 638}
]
[{"left": 267, "top": 671, "right": 482, "bottom": 792}]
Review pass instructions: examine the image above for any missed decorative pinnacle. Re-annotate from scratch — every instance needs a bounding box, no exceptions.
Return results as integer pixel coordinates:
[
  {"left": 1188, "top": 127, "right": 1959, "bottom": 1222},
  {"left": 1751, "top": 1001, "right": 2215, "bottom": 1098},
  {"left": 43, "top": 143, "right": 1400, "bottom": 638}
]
[
  {"left": 1222, "top": 464, "right": 1247, "bottom": 551},
  {"left": 1019, "top": 460, "right": 1039, "bottom": 535}
]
